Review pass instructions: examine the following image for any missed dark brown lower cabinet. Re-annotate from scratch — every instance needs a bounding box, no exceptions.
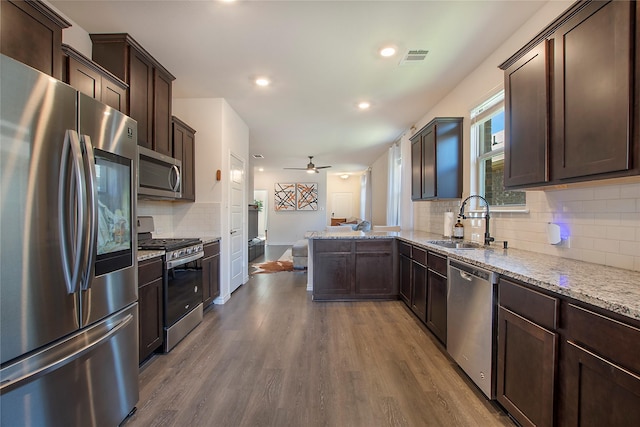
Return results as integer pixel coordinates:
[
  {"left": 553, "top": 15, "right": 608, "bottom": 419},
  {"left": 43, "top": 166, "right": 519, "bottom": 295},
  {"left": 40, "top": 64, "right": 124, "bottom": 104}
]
[
  {"left": 138, "top": 257, "right": 164, "bottom": 363},
  {"left": 396, "top": 242, "right": 448, "bottom": 343},
  {"left": 498, "top": 277, "right": 640, "bottom": 427},
  {"left": 312, "top": 239, "right": 394, "bottom": 300},
  {"left": 426, "top": 269, "right": 447, "bottom": 345},
  {"left": 497, "top": 307, "right": 557, "bottom": 427},
  {"left": 202, "top": 241, "right": 220, "bottom": 308},
  {"left": 497, "top": 278, "right": 558, "bottom": 427},
  {"left": 561, "top": 304, "right": 640, "bottom": 427},
  {"left": 563, "top": 342, "right": 640, "bottom": 427},
  {"left": 398, "top": 241, "right": 412, "bottom": 305},
  {"left": 411, "top": 257, "right": 427, "bottom": 322}
]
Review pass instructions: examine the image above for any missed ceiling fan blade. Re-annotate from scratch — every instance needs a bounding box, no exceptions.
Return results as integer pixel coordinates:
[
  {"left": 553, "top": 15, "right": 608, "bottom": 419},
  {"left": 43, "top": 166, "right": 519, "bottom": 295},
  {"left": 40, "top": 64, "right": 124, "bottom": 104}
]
[{"left": 284, "top": 156, "right": 332, "bottom": 171}]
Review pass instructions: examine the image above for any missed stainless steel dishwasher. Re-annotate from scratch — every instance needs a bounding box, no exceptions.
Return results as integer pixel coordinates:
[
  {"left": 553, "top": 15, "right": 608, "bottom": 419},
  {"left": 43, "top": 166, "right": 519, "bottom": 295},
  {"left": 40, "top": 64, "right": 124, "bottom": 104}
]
[{"left": 447, "top": 259, "right": 498, "bottom": 399}]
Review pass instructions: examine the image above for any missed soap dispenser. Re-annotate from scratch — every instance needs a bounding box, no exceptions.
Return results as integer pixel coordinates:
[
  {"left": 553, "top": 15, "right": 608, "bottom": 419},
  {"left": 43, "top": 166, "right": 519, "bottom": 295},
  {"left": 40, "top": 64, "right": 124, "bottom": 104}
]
[{"left": 453, "top": 219, "right": 464, "bottom": 239}]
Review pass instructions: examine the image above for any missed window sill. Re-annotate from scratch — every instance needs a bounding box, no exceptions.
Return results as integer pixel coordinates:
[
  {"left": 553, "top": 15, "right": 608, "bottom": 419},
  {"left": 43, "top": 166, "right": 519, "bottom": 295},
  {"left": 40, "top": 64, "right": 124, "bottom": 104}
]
[{"left": 467, "top": 207, "right": 529, "bottom": 215}]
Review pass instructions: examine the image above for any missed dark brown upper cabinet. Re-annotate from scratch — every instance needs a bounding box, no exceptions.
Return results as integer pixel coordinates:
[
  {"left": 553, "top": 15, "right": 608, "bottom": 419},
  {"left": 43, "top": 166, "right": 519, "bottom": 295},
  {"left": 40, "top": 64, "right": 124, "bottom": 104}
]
[
  {"left": 90, "top": 33, "right": 176, "bottom": 156},
  {"left": 410, "top": 117, "right": 463, "bottom": 200},
  {"left": 551, "top": 0, "right": 633, "bottom": 180},
  {"left": 62, "top": 44, "right": 128, "bottom": 113},
  {"left": 500, "top": 0, "right": 639, "bottom": 189},
  {"left": 503, "top": 42, "right": 549, "bottom": 188},
  {"left": 1, "top": 0, "right": 70, "bottom": 79},
  {"left": 172, "top": 116, "right": 196, "bottom": 202}
]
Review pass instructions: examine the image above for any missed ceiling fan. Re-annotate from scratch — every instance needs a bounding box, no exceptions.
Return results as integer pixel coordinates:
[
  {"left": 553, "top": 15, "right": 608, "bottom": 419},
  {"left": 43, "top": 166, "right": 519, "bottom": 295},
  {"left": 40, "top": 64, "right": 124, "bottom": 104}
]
[{"left": 284, "top": 156, "right": 331, "bottom": 174}]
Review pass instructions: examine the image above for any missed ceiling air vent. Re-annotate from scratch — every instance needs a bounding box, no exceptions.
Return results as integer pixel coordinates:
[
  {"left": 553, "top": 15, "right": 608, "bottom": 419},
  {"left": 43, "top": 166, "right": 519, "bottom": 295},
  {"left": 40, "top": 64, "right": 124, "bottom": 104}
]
[
  {"left": 398, "top": 49, "right": 429, "bottom": 66},
  {"left": 252, "top": 154, "right": 264, "bottom": 159}
]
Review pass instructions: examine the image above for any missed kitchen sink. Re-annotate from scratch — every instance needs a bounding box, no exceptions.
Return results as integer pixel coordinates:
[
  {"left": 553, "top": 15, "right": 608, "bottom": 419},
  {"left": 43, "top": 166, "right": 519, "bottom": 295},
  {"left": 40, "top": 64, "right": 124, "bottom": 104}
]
[{"left": 428, "top": 240, "right": 483, "bottom": 249}]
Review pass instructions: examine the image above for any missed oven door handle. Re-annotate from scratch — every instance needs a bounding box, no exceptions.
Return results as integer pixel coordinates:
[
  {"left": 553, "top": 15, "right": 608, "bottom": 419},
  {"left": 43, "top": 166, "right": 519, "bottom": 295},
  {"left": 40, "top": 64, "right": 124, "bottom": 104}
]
[{"left": 166, "top": 251, "right": 204, "bottom": 269}]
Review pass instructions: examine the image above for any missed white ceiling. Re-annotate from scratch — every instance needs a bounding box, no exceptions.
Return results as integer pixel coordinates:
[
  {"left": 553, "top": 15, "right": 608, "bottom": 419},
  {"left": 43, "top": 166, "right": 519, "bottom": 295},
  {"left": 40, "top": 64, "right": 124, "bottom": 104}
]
[{"left": 50, "top": 0, "right": 547, "bottom": 175}]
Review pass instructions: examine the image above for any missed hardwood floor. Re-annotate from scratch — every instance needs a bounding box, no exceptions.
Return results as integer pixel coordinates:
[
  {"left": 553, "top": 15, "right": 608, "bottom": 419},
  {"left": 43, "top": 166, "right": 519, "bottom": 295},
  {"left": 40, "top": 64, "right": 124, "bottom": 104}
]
[{"left": 125, "top": 246, "right": 514, "bottom": 427}]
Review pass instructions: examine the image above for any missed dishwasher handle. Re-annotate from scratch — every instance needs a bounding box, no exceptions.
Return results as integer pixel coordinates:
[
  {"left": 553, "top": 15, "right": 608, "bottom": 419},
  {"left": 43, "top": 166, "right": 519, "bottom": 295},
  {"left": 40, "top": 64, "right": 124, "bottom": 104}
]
[
  {"left": 449, "top": 259, "right": 498, "bottom": 284},
  {"left": 459, "top": 270, "right": 474, "bottom": 281}
]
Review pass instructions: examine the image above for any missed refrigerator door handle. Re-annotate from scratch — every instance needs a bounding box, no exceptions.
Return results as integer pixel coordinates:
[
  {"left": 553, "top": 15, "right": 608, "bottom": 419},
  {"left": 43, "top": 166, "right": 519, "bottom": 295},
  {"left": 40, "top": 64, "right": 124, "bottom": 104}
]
[
  {"left": 58, "top": 129, "right": 86, "bottom": 294},
  {"left": 79, "top": 134, "right": 97, "bottom": 290},
  {"left": 0, "top": 313, "right": 133, "bottom": 394}
]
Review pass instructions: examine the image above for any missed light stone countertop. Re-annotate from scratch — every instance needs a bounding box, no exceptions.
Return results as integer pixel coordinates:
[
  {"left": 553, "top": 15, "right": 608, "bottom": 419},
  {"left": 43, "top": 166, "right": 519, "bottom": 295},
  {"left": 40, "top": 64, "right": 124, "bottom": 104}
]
[{"left": 309, "top": 229, "right": 640, "bottom": 321}]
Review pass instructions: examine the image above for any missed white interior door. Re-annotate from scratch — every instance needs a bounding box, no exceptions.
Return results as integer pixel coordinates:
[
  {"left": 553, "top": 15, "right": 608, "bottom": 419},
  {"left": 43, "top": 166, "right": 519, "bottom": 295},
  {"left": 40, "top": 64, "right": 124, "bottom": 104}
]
[
  {"left": 332, "top": 192, "right": 353, "bottom": 218},
  {"left": 230, "top": 153, "right": 245, "bottom": 292}
]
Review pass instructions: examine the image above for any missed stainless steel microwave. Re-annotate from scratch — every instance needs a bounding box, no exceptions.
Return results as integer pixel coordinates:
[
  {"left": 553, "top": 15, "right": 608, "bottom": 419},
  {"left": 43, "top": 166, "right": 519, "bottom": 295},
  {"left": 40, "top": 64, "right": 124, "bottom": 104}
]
[{"left": 138, "top": 146, "right": 182, "bottom": 199}]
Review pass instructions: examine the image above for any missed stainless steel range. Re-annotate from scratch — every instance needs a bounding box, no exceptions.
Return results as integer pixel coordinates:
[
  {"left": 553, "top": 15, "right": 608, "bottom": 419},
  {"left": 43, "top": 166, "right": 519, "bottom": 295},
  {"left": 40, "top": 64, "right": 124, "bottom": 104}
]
[{"left": 138, "top": 217, "right": 203, "bottom": 352}]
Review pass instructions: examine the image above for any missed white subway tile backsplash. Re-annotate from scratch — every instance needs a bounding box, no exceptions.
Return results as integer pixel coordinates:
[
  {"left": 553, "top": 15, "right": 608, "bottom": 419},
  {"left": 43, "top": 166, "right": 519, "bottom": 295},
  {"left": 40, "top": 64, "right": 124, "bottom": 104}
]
[
  {"left": 606, "top": 225, "right": 637, "bottom": 242},
  {"left": 620, "top": 183, "right": 640, "bottom": 199},
  {"left": 605, "top": 253, "right": 635, "bottom": 270},
  {"left": 590, "top": 238, "right": 620, "bottom": 254},
  {"left": 594, "top": 186, "right": 621, "bottom": 200},
  {"left": 413, "top": 180, "right": 640, "bottom": 271},
  {"left": 619, "top": 241, "right": 640, "bottom": 257},
  {"left": 582, "top": 200, "right": 609, "bottom": 213}
]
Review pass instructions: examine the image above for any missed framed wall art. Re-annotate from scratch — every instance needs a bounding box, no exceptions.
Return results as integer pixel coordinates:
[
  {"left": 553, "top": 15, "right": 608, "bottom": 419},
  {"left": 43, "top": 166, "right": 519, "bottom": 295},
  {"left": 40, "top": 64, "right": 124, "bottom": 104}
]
[
  {"left": 274, "top": 183, "right": 296, "bottom": 211},
  {"left": 296, "top": 182, "right": 318, "bottom": 211}
]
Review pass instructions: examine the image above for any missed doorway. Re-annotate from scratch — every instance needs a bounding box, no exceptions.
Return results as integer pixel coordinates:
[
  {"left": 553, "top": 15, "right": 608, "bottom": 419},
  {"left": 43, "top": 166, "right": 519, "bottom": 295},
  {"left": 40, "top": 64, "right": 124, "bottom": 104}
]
[
  {"left": 253, "top": 189, "right": 268, "bottom": 240},
  {"left": 229, "top": 153, "right": 245, "bottom": 293}
]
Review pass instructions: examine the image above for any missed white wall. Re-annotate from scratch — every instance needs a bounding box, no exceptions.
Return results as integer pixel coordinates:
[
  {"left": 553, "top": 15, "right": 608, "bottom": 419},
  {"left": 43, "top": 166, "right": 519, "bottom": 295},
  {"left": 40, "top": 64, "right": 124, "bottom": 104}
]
[
  {"left": 371, "top": 150, "right": 389, "bottom": 226},
  {"left": 408, "top": 0, "right": 640, "bottom": 272},
  {"left": 254, "top": 169, "right": 328, "bottom": 245},
  {"left": 173, "top": 98, "right": 249, "bottom": 301},
  {"left": 326, "top": 174, "right": 362, "bottom": 223}
]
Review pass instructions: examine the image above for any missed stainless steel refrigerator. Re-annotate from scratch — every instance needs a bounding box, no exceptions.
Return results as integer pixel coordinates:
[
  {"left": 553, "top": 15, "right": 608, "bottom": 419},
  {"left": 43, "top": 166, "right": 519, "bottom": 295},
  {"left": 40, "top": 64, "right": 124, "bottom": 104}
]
[{"left": 0, "top": 54, "right": 139, "bottom": 426}]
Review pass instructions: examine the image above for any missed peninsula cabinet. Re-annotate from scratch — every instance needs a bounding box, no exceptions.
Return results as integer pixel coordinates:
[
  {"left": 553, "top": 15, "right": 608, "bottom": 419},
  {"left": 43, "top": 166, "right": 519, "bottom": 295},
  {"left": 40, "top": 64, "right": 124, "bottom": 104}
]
[
  {"left": 61, "top": 44, "right": 128, "bottom": 113},
  {"left": 90, "top": 33, "right": 176, "bottom": 156},
  {"left": 202, "top": 241, "right": 220, "bottom": 308},
  {"left": 312, "top": 239, "right": 395, "bottom": 301},
  {"left": 138, "top": 256, "right": 164, "bottom": 363},
  {"left": 1, "top": 0, "right": 70, "bottom": 79},
  {"left": 497, "top": 278, "right": 559, "bottom": 427},
  {"left": 410, "top": 117, "right": 463, "bottom": 200},
  {"left": 172, "top": 116, "right": 196, "bottom": 201},
  {"left": 500, "top": 0, "right": 640, "bottom": 189}
]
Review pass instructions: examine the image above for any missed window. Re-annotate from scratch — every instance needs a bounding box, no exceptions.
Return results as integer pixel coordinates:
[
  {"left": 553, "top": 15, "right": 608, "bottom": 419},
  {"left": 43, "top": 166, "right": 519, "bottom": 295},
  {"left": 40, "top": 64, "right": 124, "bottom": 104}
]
[{"left": 471, "top": 90, "right": 525, "bottom": 208}]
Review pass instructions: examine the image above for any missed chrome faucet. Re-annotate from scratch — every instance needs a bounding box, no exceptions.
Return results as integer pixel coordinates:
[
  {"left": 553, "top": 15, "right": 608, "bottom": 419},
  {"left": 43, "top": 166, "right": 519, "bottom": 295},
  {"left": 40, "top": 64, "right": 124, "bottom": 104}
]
[{"left": 459, "top": 195, "right": 495, "bottom": 246}]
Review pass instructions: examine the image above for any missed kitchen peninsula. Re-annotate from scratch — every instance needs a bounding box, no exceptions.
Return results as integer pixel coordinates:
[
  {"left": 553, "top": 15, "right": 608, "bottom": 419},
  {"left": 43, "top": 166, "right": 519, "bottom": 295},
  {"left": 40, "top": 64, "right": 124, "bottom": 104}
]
[{"left": 308, "top": 230, "right": 640, "bottom": 320}]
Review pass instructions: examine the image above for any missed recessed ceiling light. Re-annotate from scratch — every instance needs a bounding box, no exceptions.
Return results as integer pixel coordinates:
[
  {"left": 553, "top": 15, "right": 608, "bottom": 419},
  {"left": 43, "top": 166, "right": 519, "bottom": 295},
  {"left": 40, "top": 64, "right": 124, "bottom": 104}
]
[
  {"left": 255, "top": 77, "right": 270, "bottom": 87},
  {"left": 358, "top": 102, "right": 371, "bottom": 110},
  {"left": 258, "top": 167, "right": 264, "bottom": 172},
  {"left": 340, "top": 174, "right": 350, "bottom": 180},
  {"left": 380, "top": 47, "right": 396, "bottom": 57}
]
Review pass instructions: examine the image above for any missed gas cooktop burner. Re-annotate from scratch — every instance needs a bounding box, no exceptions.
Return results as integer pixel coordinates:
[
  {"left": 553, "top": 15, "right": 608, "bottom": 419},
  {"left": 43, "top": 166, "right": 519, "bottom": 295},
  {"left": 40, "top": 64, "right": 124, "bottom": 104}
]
[{"left": 138, "top": 237, "right": 202, "bottom": 251}]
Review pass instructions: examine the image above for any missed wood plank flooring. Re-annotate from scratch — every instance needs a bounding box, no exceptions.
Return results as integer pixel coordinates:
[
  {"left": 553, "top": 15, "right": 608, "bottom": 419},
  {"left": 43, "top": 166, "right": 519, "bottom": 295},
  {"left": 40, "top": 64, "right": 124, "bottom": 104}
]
[{"left": 125, "top": 246, "right": 514, "bottom": 427}]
